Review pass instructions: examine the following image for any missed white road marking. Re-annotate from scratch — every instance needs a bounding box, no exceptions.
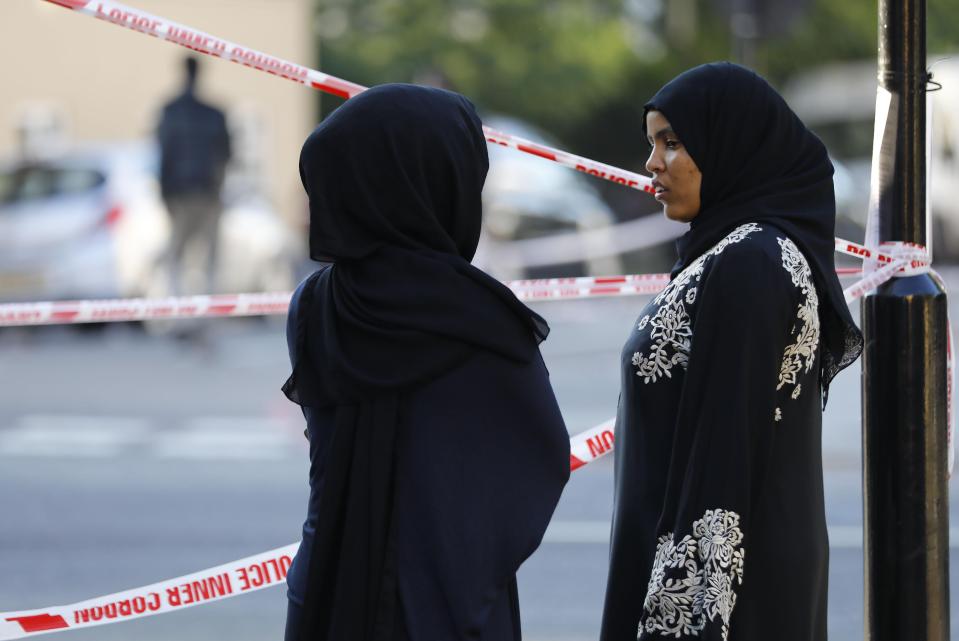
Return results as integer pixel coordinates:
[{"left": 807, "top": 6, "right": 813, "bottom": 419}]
[
  {"left": 151, "top": 416, "right": 296, "bottom": 460},
  {"left": 0, "top": 415, "right": 149, "bottom": 457},
  {"left": 0, "top": 415, "right": 302, "bottom": 460},
  {"left": 541, "top": 521, "right": 959, "bottom": 549}
]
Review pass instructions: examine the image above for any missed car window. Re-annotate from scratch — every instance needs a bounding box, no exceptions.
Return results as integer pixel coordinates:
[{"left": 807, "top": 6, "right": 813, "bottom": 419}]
[{"left": 0, "top": 166, "right": 105, "bottom": 205}]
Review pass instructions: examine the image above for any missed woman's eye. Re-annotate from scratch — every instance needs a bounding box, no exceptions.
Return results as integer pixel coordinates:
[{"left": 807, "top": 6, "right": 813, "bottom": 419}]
[{"left": 665, "top": 139, "right": 680, "bottom": 149}]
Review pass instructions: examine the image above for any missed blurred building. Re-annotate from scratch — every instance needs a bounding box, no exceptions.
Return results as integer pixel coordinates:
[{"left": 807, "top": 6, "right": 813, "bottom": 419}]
[{"left": 0, "top": 0, "right": 314, "bottom": 226}]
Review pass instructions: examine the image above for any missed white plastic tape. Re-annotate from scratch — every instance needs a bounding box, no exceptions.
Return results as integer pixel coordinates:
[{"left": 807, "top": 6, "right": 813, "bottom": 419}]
[
  {"left": 0, "top": 263, "right": 864, "bottom": 327},
  {"left": 0, "top": 543, "right": 298, "bottom": 640}
]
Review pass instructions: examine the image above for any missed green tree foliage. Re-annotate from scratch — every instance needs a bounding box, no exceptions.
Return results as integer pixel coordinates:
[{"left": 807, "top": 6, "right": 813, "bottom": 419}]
[
  {"left": 313, "top": 0, "right": 959, "bottom": 215},
  {"left": 928, "top": 0, "right": 959, "bottom": 56},
  {"left": 316, "top": 0, "right": 639, "bottom": 129}
]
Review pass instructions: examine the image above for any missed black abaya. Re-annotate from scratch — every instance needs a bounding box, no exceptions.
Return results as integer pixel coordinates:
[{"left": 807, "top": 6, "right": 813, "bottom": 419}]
[
  {"left": 601, "top": 223, "right": 829, "bottom": 640},
  {"left": 600, "top": 63, "right": 862, "bottom": 640},
  {"left": 282, "top": 84, "right": 570, "bottom": 641}
]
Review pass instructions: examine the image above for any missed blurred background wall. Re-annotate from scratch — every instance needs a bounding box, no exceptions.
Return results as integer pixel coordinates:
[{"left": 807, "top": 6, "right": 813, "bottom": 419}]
[{"left": 0, "top": 0, "right": 314, "bottom": 226}]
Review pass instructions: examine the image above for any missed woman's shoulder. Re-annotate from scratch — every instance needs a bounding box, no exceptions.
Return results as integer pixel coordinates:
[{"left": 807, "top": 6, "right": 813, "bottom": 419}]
[
  {"left": 287, "top": 265, "right": 332, "bottom": 324},
  {"left": 705, "top": 223, "right": 808, "bottom": 274},
  {"left": 286, "top": 266, "right": 332, "bottom": 358},
  {"left": 695, "top": 223, "right": 814, "bottom": 300},
  {"left": 290, "top": 265, "right": 331, "bottom": 306}
]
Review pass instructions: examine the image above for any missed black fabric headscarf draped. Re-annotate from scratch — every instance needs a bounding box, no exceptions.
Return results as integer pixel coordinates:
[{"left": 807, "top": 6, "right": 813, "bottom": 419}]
[
  {"left": 643, "top": 62, "right": 862, "bottom": 396},
  {"left": 283, "top": 84, "right": 548, "bottom": 640}
]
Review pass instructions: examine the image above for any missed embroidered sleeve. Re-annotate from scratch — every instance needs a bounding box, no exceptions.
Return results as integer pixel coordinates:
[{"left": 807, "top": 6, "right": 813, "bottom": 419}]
[{"left": 641, "top": 509, "right": 745, "bottom": 640}]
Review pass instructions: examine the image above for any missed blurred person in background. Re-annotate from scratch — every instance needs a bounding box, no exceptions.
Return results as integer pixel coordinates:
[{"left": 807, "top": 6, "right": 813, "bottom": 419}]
[
  {"left": 600, "top": 63, "right": 862, "bottom": 641},
  {"left": 156, "top": 56, "right": 231, "bottom": 300},
  {"left": 282, "top": 84, "right": 570, "bottom": 641}
]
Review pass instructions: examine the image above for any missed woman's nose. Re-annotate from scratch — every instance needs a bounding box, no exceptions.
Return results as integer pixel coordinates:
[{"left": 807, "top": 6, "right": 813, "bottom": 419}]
[{"left": 645, "top": 148, "right": 664, "bottom": 174}]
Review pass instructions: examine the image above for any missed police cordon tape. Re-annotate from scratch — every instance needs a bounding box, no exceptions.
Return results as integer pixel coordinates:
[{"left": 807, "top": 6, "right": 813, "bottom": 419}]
[
  {"left": 0, "top": 543, "right": 298, "bottom": 640},
  {"left": 0, "top": 233, "right": 902, "bottom": 328},
  {"left": 0, "top": 266, "right": 865, "bottom": 327},
  {"left": 0, "top": 292, "right": 292, "bottom": 327},
  {"left": 837, "top": 239, "right": 932, "bottom": 303},
  {"left": 42, "top": 0, "right": 654, "bottom": 196},
  {"left": 0, "top": 419, "right": 616, "bottom": 640}
]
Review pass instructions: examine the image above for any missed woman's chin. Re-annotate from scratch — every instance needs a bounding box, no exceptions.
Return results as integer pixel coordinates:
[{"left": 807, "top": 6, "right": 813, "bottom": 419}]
[
  {"left": 663, "top": 207, "right": 684, "bottom": 223},
  {"left": 663, "top": 206, "right": 698, "bottom": 224}
]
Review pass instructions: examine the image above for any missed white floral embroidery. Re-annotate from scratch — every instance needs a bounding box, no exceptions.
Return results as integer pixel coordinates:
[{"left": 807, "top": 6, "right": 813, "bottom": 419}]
[
  {"left": 640, "top": 509, "right": 746, "bottom": 641},
  {"left": 774, "top": 407, "right": 782, "bottom": 422},
  {"left": 642, "top": 534, "right": 702, "bottom": 637},
  {"left": 638, "top": 315, "right": 650, "bottom": 330},
  {"left": 776, "top": 238, "right": 820, "bottom": 412},
  {"left": 632, "top": 224, "right": 762, "bottom": 384}
]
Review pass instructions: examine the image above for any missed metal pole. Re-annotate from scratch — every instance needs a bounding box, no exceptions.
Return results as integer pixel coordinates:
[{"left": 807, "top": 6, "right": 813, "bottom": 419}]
[{"left": 862, "top": 0, "right": 950, "bottom": 639}]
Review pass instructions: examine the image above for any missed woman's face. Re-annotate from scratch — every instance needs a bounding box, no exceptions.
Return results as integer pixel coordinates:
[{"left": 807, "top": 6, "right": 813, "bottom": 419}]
[{"left": 644, "top": 110, "right": 702, "bottom": 223}]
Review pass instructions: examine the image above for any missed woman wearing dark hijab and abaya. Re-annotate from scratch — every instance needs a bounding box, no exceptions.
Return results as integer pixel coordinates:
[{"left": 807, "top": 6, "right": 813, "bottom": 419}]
[
  {"left": 599, "top": 62, "right": 863, "bottom": 641},
  {"left": 282, "top": 83, "right": 570, "bottom": 641}
]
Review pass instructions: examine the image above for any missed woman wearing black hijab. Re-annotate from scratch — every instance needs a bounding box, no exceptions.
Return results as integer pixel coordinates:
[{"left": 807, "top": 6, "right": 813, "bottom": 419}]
[
  {"left": 600, "top": 63, "right": 863, "bottom": 641},
  {"left": 282, "top": 84, "right": 570, "bottom": 641}
]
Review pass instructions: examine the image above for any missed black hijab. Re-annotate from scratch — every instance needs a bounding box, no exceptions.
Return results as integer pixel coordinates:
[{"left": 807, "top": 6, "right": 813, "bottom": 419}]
[
  {"left": 643, "top": 62, "right": 862, "bottom": 395},
  {"left": 284, "top": 84, "right": 548, "bottom": 640},
  {"left": 289, "top": 83, "right": 548, "bottom": 401}
]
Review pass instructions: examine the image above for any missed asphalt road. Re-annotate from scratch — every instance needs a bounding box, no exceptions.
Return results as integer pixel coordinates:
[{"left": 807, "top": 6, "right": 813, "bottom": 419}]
[{"left": 1, "top": 283, "right": 958, "bottom": 641}]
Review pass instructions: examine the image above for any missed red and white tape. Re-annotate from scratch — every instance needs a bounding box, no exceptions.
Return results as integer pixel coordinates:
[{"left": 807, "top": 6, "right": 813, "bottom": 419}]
[
  {"left": 511, "top": 274, "right": 671, "bottom": 302},
  {"left": 42, "top": 0, "right": 654, "bottom": 195},
  {"left": 837, "top": 238, "right": 932, "bottom": 303},
  {"left": 0, "top": 543, "right": 297, "bottom": 640},
  {"left": 0, "top": 292, "right": 291, "bottom": 327},
  {"left": 0, "top": 420, "right": 615, "bottom": 639},
  {"left": 569, "top": 418, "right": 615, "bottom": 471},
  {"left": 840, "top": 239, "right": 931, "bottom": 300},
  {"left": 0, "top": 267, "right": 865, "bottom": 327},
  {"left": 834, "top": 238, "right": 930, "bottom": 272}
]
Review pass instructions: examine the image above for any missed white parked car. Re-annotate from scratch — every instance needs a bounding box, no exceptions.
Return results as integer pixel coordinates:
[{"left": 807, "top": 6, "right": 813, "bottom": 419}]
[
  {"left": 477, "top": 116, "right": 625, "bottom": 279},
  {"left": 0, "top": 142, "right": 300, "bottom": 305}
]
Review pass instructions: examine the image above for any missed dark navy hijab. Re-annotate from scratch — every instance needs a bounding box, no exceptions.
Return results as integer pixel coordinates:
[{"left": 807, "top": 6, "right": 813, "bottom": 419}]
[
  {"left": 284, "top": 84, "right": 548, "bottom": 641},
  {"left": 644, "top": 62, "right": 862, "bottom": 394}
]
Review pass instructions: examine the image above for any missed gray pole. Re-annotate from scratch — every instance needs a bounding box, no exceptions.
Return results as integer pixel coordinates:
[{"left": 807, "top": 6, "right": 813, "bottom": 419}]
[{"left": 861, "top": 0, "right": 950, "bottom": 639}]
